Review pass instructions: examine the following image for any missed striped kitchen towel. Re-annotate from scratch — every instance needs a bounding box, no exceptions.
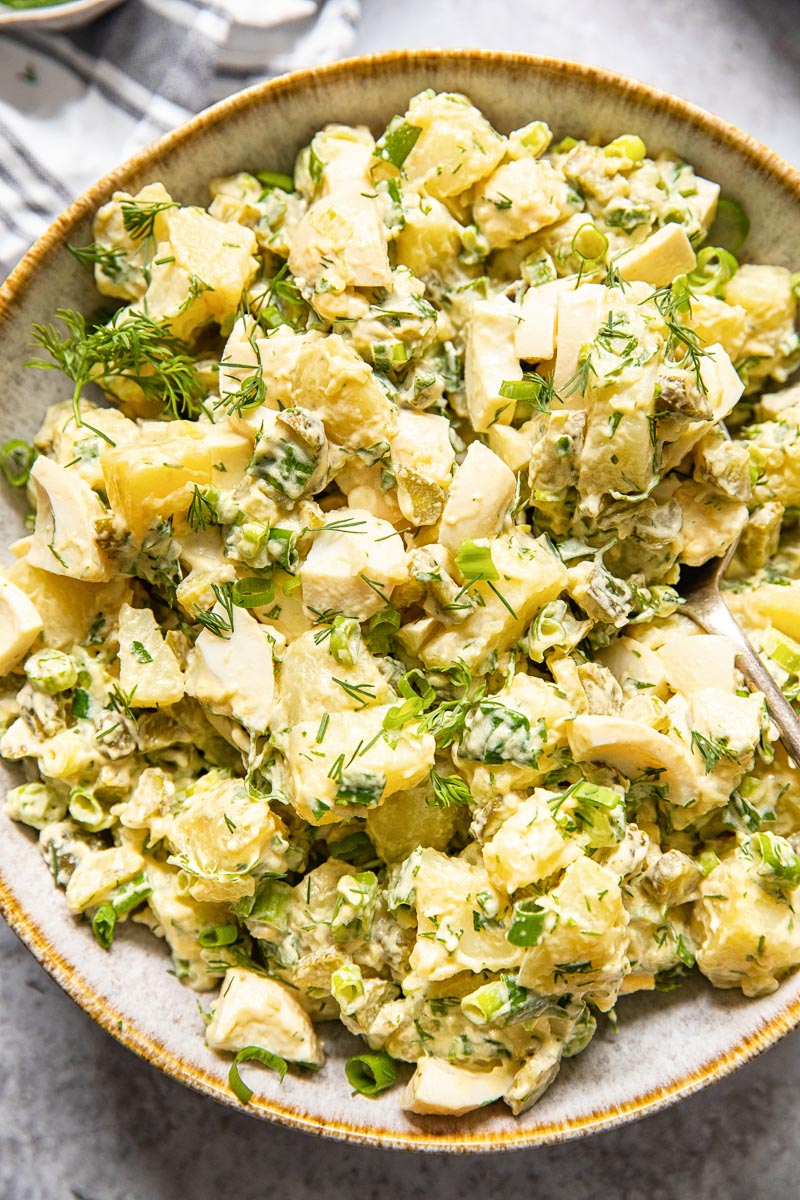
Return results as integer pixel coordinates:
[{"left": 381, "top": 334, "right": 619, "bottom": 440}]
[{"left": 0, "top": 0, "right": 361, "bottom": 278}]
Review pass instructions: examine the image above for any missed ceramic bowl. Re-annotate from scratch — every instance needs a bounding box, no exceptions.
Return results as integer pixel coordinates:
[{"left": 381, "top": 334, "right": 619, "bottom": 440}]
[
  {"left": 2, "top": 49, "right": 800, "bottom": 1153},
  {"left": 0, "top": 0, "right": 126, "bottom": 30}
]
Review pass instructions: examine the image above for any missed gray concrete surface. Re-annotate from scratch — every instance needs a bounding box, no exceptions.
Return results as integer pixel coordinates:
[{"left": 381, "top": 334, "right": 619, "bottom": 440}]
[{"left": 3, "top": 0, "right": 800, "bottom": 1196}]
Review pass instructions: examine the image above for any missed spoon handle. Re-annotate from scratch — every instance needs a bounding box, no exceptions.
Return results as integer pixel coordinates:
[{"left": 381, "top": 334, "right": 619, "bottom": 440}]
[{"left": 687, "top": 592, "right": 800, "bottom": 765}]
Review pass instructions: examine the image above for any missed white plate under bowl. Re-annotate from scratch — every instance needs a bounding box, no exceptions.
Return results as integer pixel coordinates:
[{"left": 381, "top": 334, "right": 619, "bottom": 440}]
[{"left": 2, "top": 49, "right": 800, "bottom": 1152}]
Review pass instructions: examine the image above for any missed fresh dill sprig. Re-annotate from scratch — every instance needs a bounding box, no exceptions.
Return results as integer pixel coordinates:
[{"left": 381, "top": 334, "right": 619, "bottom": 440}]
[
  {"left": 29, "top": 308, "right": 205, "bottom": 425},
  {"left": 428, "top": 768, "right": 473, "bottom": 808},
  {"left": 649, "top": 279, "right": 708, "bottom": 393},
  {"left": 187, "top": 485, "right": 217, "bottom": 533},
  {"left": 691, "top": 730, "right": 740, "bottom": 773},
  {"left": 68, "top": 241, "right": 126, "bottom": 278},
  {"left": 196, "top": 583, "right": 236, "bottom": 639},
  {"left": 332, "top": 678, "right": 377, "bottom": 708},
  {"left": 216, "top": 369, "right": 266, "bottom": 417},
  {"left": 120, "top": 198, "right": 179, "bottom": 241}
]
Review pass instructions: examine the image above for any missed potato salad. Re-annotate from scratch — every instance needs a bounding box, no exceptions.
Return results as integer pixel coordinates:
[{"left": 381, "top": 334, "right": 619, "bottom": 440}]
[{"left": 3, "top": 89, "right": 800, "bottom": 1118}]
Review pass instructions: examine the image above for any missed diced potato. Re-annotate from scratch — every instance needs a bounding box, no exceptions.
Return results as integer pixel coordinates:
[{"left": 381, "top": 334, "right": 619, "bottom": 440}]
[
  {"left": 393, "top": 189, "right": 463, "bottom": 277},
  {"left": 34, "top": 400, "right": 139, "bottom": 492},
  {"left": 399, "top": 90, "right": 506, "bottom": 199},
  {"left": 693, "top": 851, "right": 800, "bottom": 997},
  {"left": 687, "top": 294, "right": 748, "bottom": 361},
  {"left": 27, "top": 456, "right": 112, "bottom": 582},
  {"left": 724, "top": 264, "right": 794, "bottom": 329},
  {"left": 402, "top": 1058, "right": 516, "bottom": 1116},
  {"left": 474, "top": 158, "right": 573, "bottom": 249},
  {"left": 185, "top": 605, "right": 274, "bottom": 732},
  {"left": 165, "top": 770, "right": 286, "bottom": 898},
  {"left": 276, "top": 628, "right": 390, "bottom": 726},
  {"left": 745, "top": 582, "right": 800, "bottom": 641},
  {"left": 482, "top": 789, "right": 581, "bottom": 893},
  {"left": 222, "top": 325, "right": 395, "bottom": 451},
  {"left": 144, "top": 859, "right": 231, "bottom": 991},
  {"left": 288, "top": 191, "right": 392, "bottom": 292},
  {"left": 438, "top": 441, "right": 516, "bottom": 553},
  {"left": 117, "top": 603, "right": 184, "bottom": 708},
  {"left": 102, "top": 422, "right": 214, "bottom": 540},
  {"left": 516, "top": 855, "right": 629, "bottom": 1009},
  {"left": 65, "top": 845, "right": 145, "bottom": 914},
  {"left": 206, "top": 966, "right": 324, "bottom": 1066},
  {"left": 151, "top": 204, "right": 259, "bottom": 322},
  {"left": 92, "top": 182, "right": 172, "bottom": 301},
  {"left": 487, "top": 421, "right": 536, "bottom": 473},
  {"left": 409, "top": 848, "right": 523, "bottom": 981},
  {"left": 4, "top": 554, "right": 131, "bottom": 650},
  {"left": 0, "top": 576, "right": 43, "bottom": 675},
  {"left": 674, "top": 479, "right": 747, "bottom": 567},
  {"left": 616, "top": 224, "right": 696, "bottom": 287},
  {"left": 300, "top": 508, "right": 407, "bottom": 621},
  {"left": 305, "top": 124, "right": 376, "bottom": 196},
  {"left": 365, "top": 782, "right": 464, "bottom": 862},
  {"left": 285, "top": 706, "right": 435, "bottom": 825},
  {"left": 420, "top": 531, "right": 567, "bottom": 671}
]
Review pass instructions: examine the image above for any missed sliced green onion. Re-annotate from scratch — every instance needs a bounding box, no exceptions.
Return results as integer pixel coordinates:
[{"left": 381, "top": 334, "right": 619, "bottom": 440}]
[
  {"left": 345, "top": 1051, "right": 397, "bottom": 1096},
  {"left": 68, "top": 787, "right": 114, "bottom": 832},
  {"left": 507, "top": 898, "right": 548, "bottom": 947},
  {"left": 571, "top": 224, "right": 609, "bottom": 263},
  {"left": 552, "top": 136, "right": 578, "bottom": 153},
  {"left": 697, "top": 849, "right": 721, "bottom": 877},
  {"left": 229, "top": 1046, "right": 288, "bottom": 1104},
  {"left": 1, "top": 439, "right": 36, "bottom": 487},
  {"left": 256, "top": 170, "right": 295, "bottom": 193},
  {"left": 91, "top": 903, "right": 117, "bottom": 950},
  {"left": 770, "top": 641, "right": 800, "bottom": 675},
  {"left": 455, "top": 540, "right": 499, "bottom": 582},
  {"left": 499, "top": 378, "right": 541, "bottom": 401},
  {"left": 374, "top": 118, "right": 422, "bottom": 171},
  {"left": 327, "top": 830, "right": 379, "bottom": 867},
  {"left": 248, "top": 879, "right": 293, "bottom": 929},
  {"left": 710, "top": 197, "right": 750, "bottom": 252},
  {"left": 198, "top": 924, "right": 239, "bottom": 948},
  {"left": 604, "top": 134, "right": 646, "bottom": 162},
  {"left": 372, "top": 340, "right": 409, "bottom": 371},
  {"left": 520, "top": 121, "right": 552, "bottom": 157},
  {"left": 330, "top": 615, "right": 361, "bottom": 667},
  {"left": 687, "top": 246, "right": 739, "bottom": 296},
  {"left": 749, "top": 831, "right": 800, "bottom": 889},
  {"left": 111, "top": 871, "right": 152, "bottom": 916},
  {"left": 383, "top": 669, "right": 435, "bottom": 730},
  {"left": 363, "top": 607, "right": 400, "bottom": 654},
  {"left": 331, "top": 963, "right": 365, "bottom": 1016},
  {"left": 231, "top": 576, "right": 275, "bottom": 609}
]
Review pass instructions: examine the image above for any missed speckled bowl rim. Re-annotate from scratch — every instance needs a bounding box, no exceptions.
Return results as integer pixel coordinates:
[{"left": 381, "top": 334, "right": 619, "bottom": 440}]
[
  {"left": 3, "top": 47, "right": 800, "bottom": 1153},
  {"left": 0, "top": 0, "right": 125, "bottom": 29}
]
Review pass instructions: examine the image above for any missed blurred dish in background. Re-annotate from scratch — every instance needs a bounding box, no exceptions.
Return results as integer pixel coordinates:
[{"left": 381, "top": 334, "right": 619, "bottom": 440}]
[{"left": 0, "top": 0, "right": 126, "bottom": 30}]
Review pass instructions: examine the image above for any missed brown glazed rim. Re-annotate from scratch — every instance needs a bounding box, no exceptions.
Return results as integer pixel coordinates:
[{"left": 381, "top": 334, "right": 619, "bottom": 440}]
[{"left": 2, "top": 48, "right": 800, "bottom": 1152}]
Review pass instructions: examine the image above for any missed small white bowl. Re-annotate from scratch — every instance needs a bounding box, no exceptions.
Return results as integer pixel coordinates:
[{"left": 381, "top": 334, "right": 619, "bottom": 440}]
[{"left": 0, "top": 0, "right": 126, "bottom": 31}]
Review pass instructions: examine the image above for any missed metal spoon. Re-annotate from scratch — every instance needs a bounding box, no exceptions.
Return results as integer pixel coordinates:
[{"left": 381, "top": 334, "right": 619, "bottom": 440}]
[{"left": 677, "top": 541, "right": 800, "bottom": 763}]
